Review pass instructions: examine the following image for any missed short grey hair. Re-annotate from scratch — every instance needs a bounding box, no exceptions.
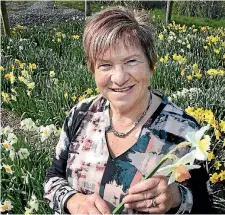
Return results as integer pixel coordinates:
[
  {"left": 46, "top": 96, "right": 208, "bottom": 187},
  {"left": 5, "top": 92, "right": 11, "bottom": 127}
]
[{"left": 83, "top": 6, "right": 157, "bottom": 73}]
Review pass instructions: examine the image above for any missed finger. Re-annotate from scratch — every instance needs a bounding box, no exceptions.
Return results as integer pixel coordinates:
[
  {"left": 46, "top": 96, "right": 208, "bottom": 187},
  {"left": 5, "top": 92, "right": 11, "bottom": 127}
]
[
  {"left": 135, "top": 205, "right": 167, "bottom": 214},
  {"left": 88, "top": 206, "right": 102, "bottom": 215},
  {"left": 95, "top": 196, "right": 111, "bottom": 214},
  {"left": 124, "top": 192, "right": 167, "bottom": 210},
  {"left": 129, "top": 177, "right": 161, "bottom": 194},
  {"left": 124, "top": 198, "right": 154, "bottom": 209},
  {"left": 123, "top": 187, "right": 158, "bottom": 204}
]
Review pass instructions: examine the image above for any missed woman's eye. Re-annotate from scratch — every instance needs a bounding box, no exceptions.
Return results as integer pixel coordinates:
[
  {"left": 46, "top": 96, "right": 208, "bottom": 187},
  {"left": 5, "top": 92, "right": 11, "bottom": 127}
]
[
  {"left": 126, "top": 59, "right": 138, "bottom": 65},
  {"left": 98, "top": 64, "right": 112, "bottom": 70}
]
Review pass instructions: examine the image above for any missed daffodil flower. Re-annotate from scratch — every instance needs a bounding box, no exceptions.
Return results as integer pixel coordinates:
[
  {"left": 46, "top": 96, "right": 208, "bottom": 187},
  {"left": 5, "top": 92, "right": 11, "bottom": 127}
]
[
  {"left": 157, "top": 150, "right": 201, "bottom": 184},
  {"left": 0, "top": 199, "right": 13, "bottom": 212},
  {"left": 185, "top": 125, "right": 211, "bottom": 160}
]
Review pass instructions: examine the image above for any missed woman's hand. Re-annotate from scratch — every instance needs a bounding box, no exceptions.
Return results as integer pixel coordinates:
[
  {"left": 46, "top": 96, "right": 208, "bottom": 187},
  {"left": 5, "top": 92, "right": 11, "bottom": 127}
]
[
  {"left": 123, "top": 175, "right": 182, "bottom": 214},
  {"left": 66, "top": 193, "right": 111, "bottom": 214}
]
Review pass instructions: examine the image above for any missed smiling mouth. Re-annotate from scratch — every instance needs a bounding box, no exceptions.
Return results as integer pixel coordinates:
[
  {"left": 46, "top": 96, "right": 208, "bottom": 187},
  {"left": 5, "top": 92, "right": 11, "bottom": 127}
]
[{"left": 110, "top": 85, "right": 134, "bottom": 92}]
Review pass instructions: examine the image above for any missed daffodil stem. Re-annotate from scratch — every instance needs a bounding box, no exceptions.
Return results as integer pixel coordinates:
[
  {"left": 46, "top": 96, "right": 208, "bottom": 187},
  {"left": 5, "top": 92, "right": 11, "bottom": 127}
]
[{"left": 112, "top": 158, "right": 168, "bottom": 214}]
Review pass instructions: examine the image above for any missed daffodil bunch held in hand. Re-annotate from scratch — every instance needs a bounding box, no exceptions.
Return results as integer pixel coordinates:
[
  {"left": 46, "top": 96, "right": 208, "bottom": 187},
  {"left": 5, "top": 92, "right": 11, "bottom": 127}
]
[{"left": 113, "top": 125, "right": 211, "bottom": 214}]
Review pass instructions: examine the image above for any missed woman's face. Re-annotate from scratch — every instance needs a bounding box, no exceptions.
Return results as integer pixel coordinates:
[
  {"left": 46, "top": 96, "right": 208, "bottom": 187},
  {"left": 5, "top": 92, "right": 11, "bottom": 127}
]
[{"left": 94, "top": 41, "right": 152, "bottom": 112}]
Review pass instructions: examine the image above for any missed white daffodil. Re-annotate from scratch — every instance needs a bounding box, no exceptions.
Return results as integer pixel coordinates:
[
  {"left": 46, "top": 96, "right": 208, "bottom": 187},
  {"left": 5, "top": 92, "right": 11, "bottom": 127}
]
[
  {"left": 0, "top": 199, "right": 13, "bottom": 212},
  {"left": 28, "top": 194, "right": 39, "bottom": 212},
  {"left": 18, "top": 148, "right": 30, "bottom": 160},
  {"left": 40, "top": 124, "right": 57, "bottom": 142},
  {"left": 9, "top": 148, "right": 16, "bottom": 161},
  {"left": 1, "top": 140, "right": 12, "bottom": 151},
  {"left": 157, "top": 150, "right": 201, "bottom": 184},
  {"left": 24, "top": 207, "right": 33, "bottom": 214},
  {"left": 185, "top": 125, "right": 211, "bottom": 160},
  {"left": 3, "top": 126, "right": 13, "bottom": 135},
  {"left": 0, "top": 126, "right": 3, "bottom": 136},
  {"left": 21, "top": 118, "right": 38, "bottom": 132},
  {"left": 7, "top": 133, "right": 18, "bottom": 144},
  {"left": 2, "top": 164, "right": 13, "bottom": 174}
]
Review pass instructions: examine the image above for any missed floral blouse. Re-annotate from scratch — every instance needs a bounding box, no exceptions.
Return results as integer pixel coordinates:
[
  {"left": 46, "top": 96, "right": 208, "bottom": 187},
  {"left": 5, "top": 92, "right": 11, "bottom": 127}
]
[{"left": 44, "top": 90, "right": 205, "bottom": 214}]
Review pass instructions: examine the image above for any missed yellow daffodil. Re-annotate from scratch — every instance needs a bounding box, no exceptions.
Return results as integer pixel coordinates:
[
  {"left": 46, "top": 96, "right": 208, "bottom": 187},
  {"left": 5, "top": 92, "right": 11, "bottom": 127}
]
[
  {"left": 195, "top": 72, "right": 202, "bottom": 79},
  {"left": 64, "top": 92, "right": 68, "bottom": 99},
  {"left": 215, "top": 129, "right": 221, "bottom": 140},
  {"left": 72, "top": 34, "right": 80, "bottom": 39},
  {"left": 85, "top": 88, "right": 93, "bottom": 94},
  {"left": 71, "top": 95, "right": 77, "bottom": 102},
  {"left": 0, "top": 66, "right": 4, "bottom": 71},
  {"left": 208, "top": 151, "right": 215, "bottom": 161},
  {"left": 27, "top": 82, "right": 35, "bottom": 90},
  {"left": 49, "top": 71, "right": 55, "bottom": 78},
  {"left": 210, "top": 172, "right": 219, "bottom": 183},
  {"left": 201, "top": 26, "right": 207, "bottom": 31},
  {"left": 18, "top": 76, "right": 28, "bottom": 84},
  {"left": 10, "top": 72, "right": 16, "bottom": 84},
  {"left": 20, "top": 63, "right": 25, "bottom": 69},
  {"left": 204, "top": 46, "right": 208, "bottom": 50},
  {"left": 2, "top": 164, "right": 13, "bottom": 174},
  {"left": 160, "top": 57, "right": 164, "bottom": 63},
  {"left": 55, "top": 128, "right": 62, "bottom": 137},
  {"left": 186, "top": 75, "right": 193, "bottom": 81},
  {"left": 185, "top": 125, "right": 211, "bottom": 160},
  {"left": 219, "top": 170, "right": 225, "bottom": 181},
  {"left": 17, "top": 24, "right": 25, "bottom": 30},
  {"left": 192, "top": 63, "right": 199, "bottom": 72},
  {"left": 15, "top": 59, "right": 21, "bottom": 64},
  {"left": 0, "top": 200, "right": 13, "bottom": 212},
  {"left": 78, "top": 94, "right": 86, "bottom": 102},
  {"left": 214, "top": 161, "right": 222, "bottom": 170},
  {"left": 213, "top": 49, "right": 220, "bottom": 54},
  {"left": 5, "top": 73, "right": 11, "bottom": 80},
  {"left": 157, "top": 150, "right": 200, "bottom": 184},
  {"left": 1, "top": 92, "right": 10, "bottom": 103},
  {"left": 180, "top": 69, "right": 185, "bottom": 77},
  {"left": 95, "top": 88, "right": 100, "bottom": 93},
  {"left": 219, "top": 120, "right": 225, "bottom": 132},
  {"left": 223, "top": 54, "right": 225, "bottom": 59},
  {"left": 22, "top": 69, "right": 29, "bottom": 77},
  {"left": 158, "top": 33, "right": 164, "bottom": 40},
  {"left": 57, "top": 38, "right": 61, "bottom": 43}
]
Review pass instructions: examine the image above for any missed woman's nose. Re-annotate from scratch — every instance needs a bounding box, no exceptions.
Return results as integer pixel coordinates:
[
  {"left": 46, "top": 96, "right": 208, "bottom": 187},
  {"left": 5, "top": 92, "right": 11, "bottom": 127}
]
[{"left": 111, "top": 64, "right": 129, "bottom": 86}]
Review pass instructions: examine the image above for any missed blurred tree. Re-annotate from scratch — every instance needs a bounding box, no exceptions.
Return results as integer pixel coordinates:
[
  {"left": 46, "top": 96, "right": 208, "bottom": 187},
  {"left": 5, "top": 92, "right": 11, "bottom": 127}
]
[{"left": 1, "top": 1, "right": 10, "bottom": 36}]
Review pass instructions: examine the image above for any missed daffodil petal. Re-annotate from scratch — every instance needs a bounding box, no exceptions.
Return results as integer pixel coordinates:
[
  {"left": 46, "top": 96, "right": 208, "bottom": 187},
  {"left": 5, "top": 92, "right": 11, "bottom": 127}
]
[
  {"left": 185, "top": 132, "right": 197, "bottom": 146},
  {"left": 185, "top": 164, "right": 201, "bottom": 170},
  {"left": 168, "top": 172, "right": 176, "bottom": 184},
  {"left": 195, "top": 125, "right": 210, "bottom": 143},
  {"left": 177, "top": 150, "right": 196, "bottom": 165},
  {"left": 195, "top": 148, "right": 208, "bottom": 161},
  {"left": 157, "top": 165, "right": 173, "bottom": 176}
]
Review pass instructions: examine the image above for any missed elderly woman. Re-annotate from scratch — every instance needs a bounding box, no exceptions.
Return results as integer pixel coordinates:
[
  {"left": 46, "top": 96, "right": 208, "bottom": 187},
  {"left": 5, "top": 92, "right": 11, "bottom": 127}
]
[{"left": 44, "top": 6, "right": 212, "bottom": 214}]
